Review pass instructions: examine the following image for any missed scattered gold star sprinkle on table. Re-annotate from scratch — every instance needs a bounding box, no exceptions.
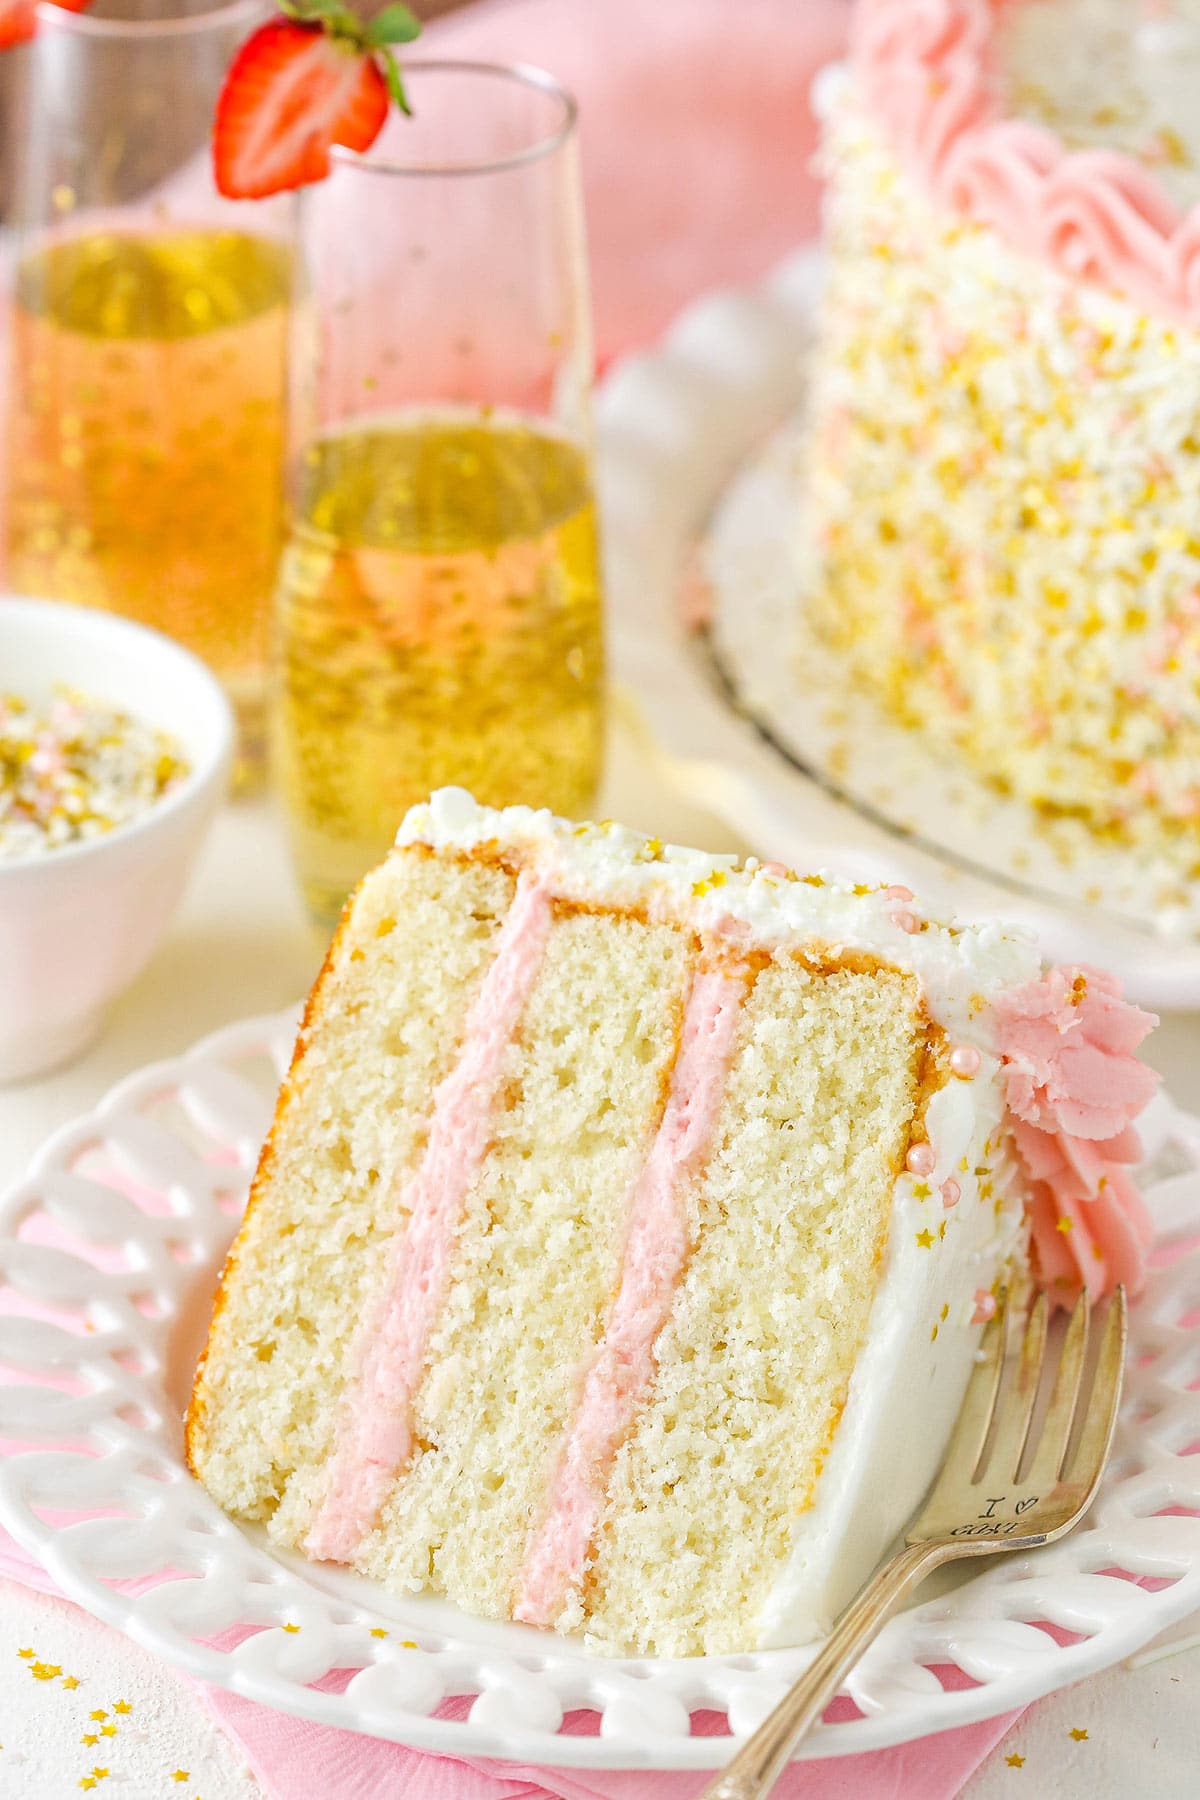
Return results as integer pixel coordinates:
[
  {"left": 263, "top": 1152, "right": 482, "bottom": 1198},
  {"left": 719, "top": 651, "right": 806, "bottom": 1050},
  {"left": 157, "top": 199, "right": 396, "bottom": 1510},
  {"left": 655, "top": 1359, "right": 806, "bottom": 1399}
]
[
  {"left": 401, "top": 1640, "right": 418, "bottom": 1650},
  {"left": 370, "top": 1628, "right": 388, "bottom": 1639},
  {"left": 79, "top": 1780, "right": 95, "bottom": 1792},
  {"left": 17, "top": 1648, "right": 34, "bottom": 1659},
  {"left": 915, "top": 1228, "right": 935, "bottom": 1248},
  {"left": 171, "top": 1773, "right": 189, "bottom": 1784},
  {"left": 81, "top": 1734, "right": 99, "bottom": 1747},
  {"left": 1069, "top": 1727, "right": 1089, "bottom": 1741},
  {"left": 61, "top": 1674, "right": 80, "bottom": 1690},
  {"left": 1005, "top": 1752, "right": 1026, "bottom": 1768},
  {"left": 112, "top": 1700, "right": 132, "bottom": 1715},
  {"left": 100, "top": 1724, "right": 117, "bottom": 1739},
  {"left": 30, "top": 1661, "right": 62, "bottom": 1680},
  {"left": 89, "top": 1710, "right": 107, "bottom": 1722}
]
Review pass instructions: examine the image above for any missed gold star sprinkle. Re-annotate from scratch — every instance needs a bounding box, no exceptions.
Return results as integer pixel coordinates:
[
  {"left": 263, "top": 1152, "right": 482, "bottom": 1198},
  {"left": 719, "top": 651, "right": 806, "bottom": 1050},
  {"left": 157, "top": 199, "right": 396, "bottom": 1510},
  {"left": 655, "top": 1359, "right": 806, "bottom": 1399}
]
[
  {"left": 915, "top": 1228, "right": 935, "bottom": 1249},
  {"left": 1005, "top": 1752, "right": 1025, "bottom": 1767},
  {"left": 89, "top": 1710, "right": 107, "bottom": 1722},
  {"left": 79, "top": 1781, "right": 96, "bottom": 1792},
  {"left": 940, "top": 1303, "right": 950, "bottom": 1320},
  {"left": 912, "top": 1181, "right": 932, "bottom": 1201},
  {"left": 30, "top": 1661, "right": 62, "bottom": 1680},
  {"left": 281, "top": 1623, "right": 300, "bottom": 1634},
  {"left": 370, "top": 1628, "right": 388, "bottom": 1639},
  {"left": 61, "top": 1674, "right": 80, "bottom": 1689},
  {"left": 100, "top": 1724, "right": 117, "bottom": 1738},
  {"left": 17, "top": 1648, "right": 34, "bottom": 1659},
  {"left": 81, "top": 1735, "right": 99, "bottom": 1747},
  {"left": 171, "top": 1774, "right": 189, "bottom": 1785},
  {"left": 112, "top": 1701, "right": 131, "bottom": 1715},
  {"left": 1057, "top": 1216, "right": 1074, "bottom": 1234},
  {"left": 1069, "top": 1727, "right": 1089, "bottom": 1741},
  {"left": 930, "top": 1324, "right": 939, "bottom": 1342},
  {"left": 90, "top": 1769, "right": 109, "bottom": 1782},
  {"left": 938, "top": 1220, "right": 947, "bottom": 1240},
  {"left": 401, "top": 1640, "right": 419, "bottom": 1649}
]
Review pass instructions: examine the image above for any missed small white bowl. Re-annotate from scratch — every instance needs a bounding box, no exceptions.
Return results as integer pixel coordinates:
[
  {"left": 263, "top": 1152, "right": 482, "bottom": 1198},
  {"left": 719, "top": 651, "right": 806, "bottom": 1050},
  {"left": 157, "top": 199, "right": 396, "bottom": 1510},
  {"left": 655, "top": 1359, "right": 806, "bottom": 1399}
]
[{"left": 0, "top": 597, "right": 234, "bottom": 1083}]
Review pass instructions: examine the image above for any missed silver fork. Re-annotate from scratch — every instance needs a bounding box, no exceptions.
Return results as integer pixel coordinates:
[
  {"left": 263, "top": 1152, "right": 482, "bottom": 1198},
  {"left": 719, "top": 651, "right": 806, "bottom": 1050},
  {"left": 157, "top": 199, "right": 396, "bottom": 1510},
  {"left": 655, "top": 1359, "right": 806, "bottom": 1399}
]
[{"left": 699, "top": 1287, "right": 1128, "bottom": 1800}]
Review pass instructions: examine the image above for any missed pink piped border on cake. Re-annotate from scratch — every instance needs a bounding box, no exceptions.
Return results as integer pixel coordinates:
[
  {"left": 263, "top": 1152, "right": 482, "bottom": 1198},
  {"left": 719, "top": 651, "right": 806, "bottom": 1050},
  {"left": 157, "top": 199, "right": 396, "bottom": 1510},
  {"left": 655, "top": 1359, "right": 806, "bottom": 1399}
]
[
  {"left": 852, "top": 0, "right": 1200, "bottom": 322},
  {"left": 513, "top": 957, "right": 751, "bottom": 1630},
  {"left": 304, "top": 869, "right": 554, "bottom": 1564}
]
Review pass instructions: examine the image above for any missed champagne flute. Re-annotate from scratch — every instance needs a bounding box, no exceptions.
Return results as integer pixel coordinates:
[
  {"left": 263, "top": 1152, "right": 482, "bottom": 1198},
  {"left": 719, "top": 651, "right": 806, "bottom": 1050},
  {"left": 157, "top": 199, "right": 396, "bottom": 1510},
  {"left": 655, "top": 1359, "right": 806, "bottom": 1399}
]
[
  {"left": 272, "top": 61, "right": 605, "bottom": 924},
  {"left": 1, "top": 0, "right": 294, "bottom": 778}
]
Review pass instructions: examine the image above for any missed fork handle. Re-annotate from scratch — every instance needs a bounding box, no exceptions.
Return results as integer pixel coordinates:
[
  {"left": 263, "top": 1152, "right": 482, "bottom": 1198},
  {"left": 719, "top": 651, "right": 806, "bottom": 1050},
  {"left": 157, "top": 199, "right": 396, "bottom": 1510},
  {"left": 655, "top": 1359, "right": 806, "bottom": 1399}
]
[{"left": 697, "top": 1541, "right": 949, "bottom": 1800}]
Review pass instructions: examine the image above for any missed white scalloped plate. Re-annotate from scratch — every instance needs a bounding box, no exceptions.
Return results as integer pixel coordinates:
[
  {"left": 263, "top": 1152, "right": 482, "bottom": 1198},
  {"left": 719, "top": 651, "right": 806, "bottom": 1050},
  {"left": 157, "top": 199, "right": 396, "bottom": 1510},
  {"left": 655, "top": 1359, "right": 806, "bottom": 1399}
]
[
  {"left": 598, "top": 248, "right": 1200, "bottom": 1010},
  {"left": 4, "top": 1014, "right": 1200, "bottom": 1769}
]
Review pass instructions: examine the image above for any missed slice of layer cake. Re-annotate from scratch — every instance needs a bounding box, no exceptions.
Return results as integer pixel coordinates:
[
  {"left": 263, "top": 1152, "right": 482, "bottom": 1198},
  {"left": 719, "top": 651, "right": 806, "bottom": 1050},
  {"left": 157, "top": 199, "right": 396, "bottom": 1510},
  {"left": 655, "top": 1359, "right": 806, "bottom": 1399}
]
[{"left": 186, "top": 790, "right": 1158, "bottom": 1655}]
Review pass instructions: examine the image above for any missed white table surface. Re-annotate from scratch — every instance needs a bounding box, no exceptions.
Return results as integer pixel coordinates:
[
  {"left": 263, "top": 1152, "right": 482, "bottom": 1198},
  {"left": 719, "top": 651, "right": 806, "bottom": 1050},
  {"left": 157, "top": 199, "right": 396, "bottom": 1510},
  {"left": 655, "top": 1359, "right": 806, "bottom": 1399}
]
[{"left": 2, "top": 724, "right": 1199, "bottom": 1799}]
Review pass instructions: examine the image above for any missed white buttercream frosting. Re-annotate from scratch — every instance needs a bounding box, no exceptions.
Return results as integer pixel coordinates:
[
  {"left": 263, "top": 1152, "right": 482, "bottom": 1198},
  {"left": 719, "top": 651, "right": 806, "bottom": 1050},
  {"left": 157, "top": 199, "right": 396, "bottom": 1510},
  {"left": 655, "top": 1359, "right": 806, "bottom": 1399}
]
[
  {"left": 396, "top": 790, "right": 1038, "bottom": 1646},
  {"left": 397, "top": 789, "right": 1043, "bottom": 1038},
  {"left": 757, "top": 1078, "right": 1025, "bottom": 1644}
]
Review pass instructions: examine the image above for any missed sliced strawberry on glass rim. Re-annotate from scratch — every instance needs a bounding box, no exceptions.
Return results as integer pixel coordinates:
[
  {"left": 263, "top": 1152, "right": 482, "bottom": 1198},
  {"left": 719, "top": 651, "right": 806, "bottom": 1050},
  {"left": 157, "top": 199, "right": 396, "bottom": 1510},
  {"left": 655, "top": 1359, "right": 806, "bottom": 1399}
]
[
  {"left": 213, "top": 0, "right": 421, "bottom": 200},
  {"left": 1, "top": 0, "right": 94, "bottom": 52}
]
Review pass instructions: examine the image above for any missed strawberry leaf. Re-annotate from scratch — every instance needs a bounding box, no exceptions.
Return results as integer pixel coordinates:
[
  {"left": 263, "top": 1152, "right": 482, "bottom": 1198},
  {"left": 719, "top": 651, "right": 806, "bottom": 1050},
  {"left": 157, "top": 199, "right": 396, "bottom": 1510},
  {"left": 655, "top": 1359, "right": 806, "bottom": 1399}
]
[
  {"left": 378, "top": 44, "right": 413, "bottom": 115},
  {"left": 365, "top": 4, "right": 420, "bottom": 48}
]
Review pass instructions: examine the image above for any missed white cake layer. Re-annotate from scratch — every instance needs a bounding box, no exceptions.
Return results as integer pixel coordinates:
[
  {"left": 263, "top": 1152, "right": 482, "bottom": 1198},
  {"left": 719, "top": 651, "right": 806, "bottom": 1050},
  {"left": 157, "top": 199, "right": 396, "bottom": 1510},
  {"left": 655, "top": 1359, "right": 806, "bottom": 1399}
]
[
  {"left": 397, "top": 791, "right": 1036, "bottom": 1646},
  {"left": 758, "top": 1076, "right": 1023, "bottom": 1643},
  {"left": 398, "top": 790, "right": 1042, "bottom": 1040}
]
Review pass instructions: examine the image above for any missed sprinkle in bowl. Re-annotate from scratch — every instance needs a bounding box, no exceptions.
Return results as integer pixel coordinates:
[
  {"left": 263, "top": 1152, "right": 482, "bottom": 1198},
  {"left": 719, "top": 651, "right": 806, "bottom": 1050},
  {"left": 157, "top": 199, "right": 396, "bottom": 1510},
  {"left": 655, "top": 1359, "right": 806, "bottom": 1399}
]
[{"left": 0, "top": 597, "right": 234, "bottom": 1083}]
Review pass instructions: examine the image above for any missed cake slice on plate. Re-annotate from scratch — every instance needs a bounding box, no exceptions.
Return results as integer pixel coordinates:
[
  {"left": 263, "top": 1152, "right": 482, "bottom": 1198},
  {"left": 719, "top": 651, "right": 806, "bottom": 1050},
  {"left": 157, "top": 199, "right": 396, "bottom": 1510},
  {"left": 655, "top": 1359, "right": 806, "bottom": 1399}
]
[{"left": 186, "top": 790, "right": 1157, "bottom": 1655}]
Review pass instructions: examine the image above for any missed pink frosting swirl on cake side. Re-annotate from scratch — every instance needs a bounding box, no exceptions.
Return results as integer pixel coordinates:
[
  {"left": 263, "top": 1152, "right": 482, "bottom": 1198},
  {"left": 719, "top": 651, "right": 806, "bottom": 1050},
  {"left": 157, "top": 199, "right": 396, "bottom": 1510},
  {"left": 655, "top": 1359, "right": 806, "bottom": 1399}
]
[
  {"left": 852, "top": 0, "right": 1200, "bottom": 322},
  {"left": 993, "top": 967, "right": 1159, "bottom": 1304}
]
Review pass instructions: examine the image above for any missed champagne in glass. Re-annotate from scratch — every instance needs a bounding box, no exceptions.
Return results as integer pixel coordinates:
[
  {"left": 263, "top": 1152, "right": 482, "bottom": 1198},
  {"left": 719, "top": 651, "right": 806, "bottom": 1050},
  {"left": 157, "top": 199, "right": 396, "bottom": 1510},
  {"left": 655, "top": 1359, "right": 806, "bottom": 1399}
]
[
  {"left": 274, "top": 64, "right": 605, "bottom": 923},
  {"left": 1, "top": 0, "right": 294, "bottom": 776}
]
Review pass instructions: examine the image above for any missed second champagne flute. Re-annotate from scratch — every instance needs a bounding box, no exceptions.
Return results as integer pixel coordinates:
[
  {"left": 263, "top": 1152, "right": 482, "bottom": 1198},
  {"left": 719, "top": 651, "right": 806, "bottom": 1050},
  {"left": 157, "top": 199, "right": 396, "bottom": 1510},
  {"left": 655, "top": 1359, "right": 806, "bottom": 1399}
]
[{"left": 273, "top": 61, "right": 605, "bottom": 925}]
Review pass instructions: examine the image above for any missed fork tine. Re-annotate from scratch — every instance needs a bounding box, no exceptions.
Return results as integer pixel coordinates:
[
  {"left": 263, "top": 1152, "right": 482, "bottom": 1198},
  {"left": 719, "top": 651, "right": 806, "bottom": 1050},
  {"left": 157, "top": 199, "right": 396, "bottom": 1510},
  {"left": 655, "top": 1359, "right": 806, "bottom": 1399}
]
[
  {"left": 1063, "top": 1287, "right": 1128, "bottom": 1499},
  {"left": 1026, "top": 1291, "right": 1090, "bottom": 1489},
  {"left": 984, "top": 1292, "right": 1048, "bottom": 1484},
  {"left": 933, "top": 1291, "right": 1008, "bottom": 1483}
]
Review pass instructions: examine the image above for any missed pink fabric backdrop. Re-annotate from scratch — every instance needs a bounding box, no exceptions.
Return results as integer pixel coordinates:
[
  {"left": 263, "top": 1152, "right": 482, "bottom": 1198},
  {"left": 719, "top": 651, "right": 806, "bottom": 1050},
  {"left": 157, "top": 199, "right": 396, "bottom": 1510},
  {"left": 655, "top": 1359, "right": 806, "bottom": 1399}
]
[{"left": 425, "top": 0, "right": 851, "bottom": 364}]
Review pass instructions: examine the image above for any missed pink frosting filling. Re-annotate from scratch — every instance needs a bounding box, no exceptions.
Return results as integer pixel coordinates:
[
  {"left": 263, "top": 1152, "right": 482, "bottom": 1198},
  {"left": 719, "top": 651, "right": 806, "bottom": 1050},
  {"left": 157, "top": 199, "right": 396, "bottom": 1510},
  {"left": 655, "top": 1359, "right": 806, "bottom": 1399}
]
[
  {"left": 305, "top": 869, "right": 553, "bottom": 1564},
  {"left": 512, "top": 957, "right": 750, "bottom": 1630},
  {"left": 993, "top": 965, "right": 1159, "bottom": 1305},
  {"left": 853, "top": 0, "right": 1200, "bottom": 322}
]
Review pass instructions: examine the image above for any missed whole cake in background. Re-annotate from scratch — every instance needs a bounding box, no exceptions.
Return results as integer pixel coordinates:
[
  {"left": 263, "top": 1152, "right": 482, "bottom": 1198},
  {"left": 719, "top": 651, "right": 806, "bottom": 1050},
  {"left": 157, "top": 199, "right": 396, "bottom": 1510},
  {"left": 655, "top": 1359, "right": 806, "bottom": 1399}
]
[
  {"left": 802, "top": 0, "right": 1200, "bottom": 898},
  {"left": 187, "top": 791, "right": 1158, "bottom": 1656}
]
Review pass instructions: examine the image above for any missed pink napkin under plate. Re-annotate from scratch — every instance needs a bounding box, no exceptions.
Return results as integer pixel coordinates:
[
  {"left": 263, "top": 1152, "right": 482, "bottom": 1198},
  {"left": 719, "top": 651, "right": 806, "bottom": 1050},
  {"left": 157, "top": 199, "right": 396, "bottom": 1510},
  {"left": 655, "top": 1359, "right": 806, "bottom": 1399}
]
[{"left": 0, "top": 1523, "right": 1021, "bottom": 1799}]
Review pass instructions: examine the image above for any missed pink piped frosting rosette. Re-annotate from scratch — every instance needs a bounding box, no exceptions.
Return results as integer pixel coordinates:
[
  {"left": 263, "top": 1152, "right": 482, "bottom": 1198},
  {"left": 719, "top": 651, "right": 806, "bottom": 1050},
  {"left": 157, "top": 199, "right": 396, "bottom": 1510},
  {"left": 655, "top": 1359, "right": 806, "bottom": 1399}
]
[
  {"left": 993, "top": 966, "right": 1159, "bottom": 1305},
  {"left": 852, "top": 0, "right": 1200, "bottom": 322}
]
